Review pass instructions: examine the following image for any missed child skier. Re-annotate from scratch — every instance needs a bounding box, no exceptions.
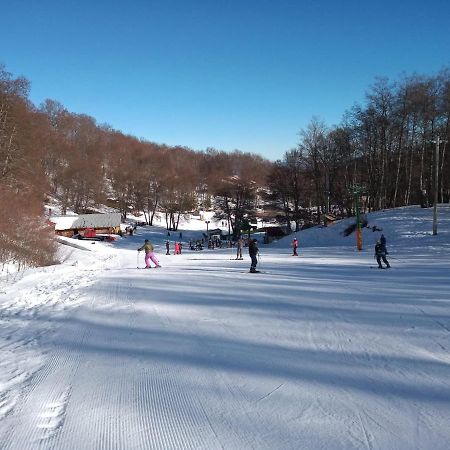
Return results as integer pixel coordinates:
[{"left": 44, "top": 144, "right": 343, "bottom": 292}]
[
  {"left": 292, "top": 237, "right": 299, "bottom": 256},
  {"left": 374, "top": 240, "right": 390, "bottom": 269},
  {"left": 249, "top": 238, "right": 259, "bottom": 273},
  {"left": 138, "top": 239, "right": 161, "bottom": 268}
]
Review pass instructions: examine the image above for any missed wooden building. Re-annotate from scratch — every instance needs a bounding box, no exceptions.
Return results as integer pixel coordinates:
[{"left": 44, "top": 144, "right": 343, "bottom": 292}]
[
  {"left": 49, "top": 213, "right": 122, "bottom": 237},
  {"left": 324, "top": 214, "right": 337, "bottom": 227}
]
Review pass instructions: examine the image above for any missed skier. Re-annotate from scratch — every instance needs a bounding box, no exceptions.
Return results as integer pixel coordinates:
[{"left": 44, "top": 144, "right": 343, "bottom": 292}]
[
  {"left": 292, "top": 237, "right": 299, "bottom": 256},
  {"left": 235, "top": 236, "right": 244, "bottom": 260},
  {"left": 137, "top": 239, "right": 161, "bottom": 268},
  {"left": 374, "top": 240, "right": 390, "bottom": 269},
  {"left": 165, "top": 240, "right": 170, "bottom": 255},
  {"left": 380, "top": 233, "right": 387, "bottom": 251},
  {"left": 249, "top": 238, "right": 259, "bottom": 273}
]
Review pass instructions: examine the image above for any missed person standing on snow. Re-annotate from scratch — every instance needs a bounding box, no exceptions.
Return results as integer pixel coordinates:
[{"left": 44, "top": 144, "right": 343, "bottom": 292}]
[
  {"left": 249, "top": 238, "right": 259, "bottom": 273},
  {"left": 380, "top": 234, "right": 387, "bottom": 251},
  {"left": 374, "top": 240, "right": 390, "bottom": 269},
  {"left": 235, "top": 236, "right": 244, "bottom": 260},
  {"left": 138, "top": 239, "right": 161, "bottom": 268},
  {"left": 165, "top": 240, "right": 170, "bottom": 255},
  {"left": 292, "top": 237, "right": 299, "bottom": 256}
]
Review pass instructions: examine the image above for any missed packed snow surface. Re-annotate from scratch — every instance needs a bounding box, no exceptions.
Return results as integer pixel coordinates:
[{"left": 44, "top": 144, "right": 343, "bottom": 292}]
[{"left": 1, "top": 205, "right": 450, "bottom": 449}]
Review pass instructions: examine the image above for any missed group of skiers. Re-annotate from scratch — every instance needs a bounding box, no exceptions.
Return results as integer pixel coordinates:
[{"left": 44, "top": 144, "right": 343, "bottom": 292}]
[
  {"left": 137, "top": 231, "right": 390, "bottom": 272},
  {"left": 137, "top": 236, "right": 261, "bottom": 273},
  {"left": 289, "top": 234, "right": 391, "bottom": 268},
  {"left": 165, "top": 240, "right": 182, "bottom": 255}
]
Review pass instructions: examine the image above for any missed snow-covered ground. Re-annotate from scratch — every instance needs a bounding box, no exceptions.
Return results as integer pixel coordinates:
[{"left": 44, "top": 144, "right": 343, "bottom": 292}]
[{"left": 1, "top": 205, "right": 450, "bottom": 449}]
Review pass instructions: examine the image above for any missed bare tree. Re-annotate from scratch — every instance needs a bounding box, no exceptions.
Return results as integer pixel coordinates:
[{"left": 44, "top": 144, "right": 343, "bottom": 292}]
[{"left": 299, "top": 118, "right": 328, "bottom": 224}]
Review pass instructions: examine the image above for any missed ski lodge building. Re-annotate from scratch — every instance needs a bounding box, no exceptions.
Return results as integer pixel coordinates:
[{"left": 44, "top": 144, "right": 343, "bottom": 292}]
[{"left": 49, "top": 213, "right": 122, "bottom": 237}]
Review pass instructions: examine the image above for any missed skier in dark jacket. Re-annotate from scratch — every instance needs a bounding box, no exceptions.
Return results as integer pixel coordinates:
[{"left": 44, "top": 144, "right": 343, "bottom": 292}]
[
  {"left": 374, "top": 240, "right": 390, "bottom": 269},
  {"left": 380, "top": 234, "right": 387, "bottom": 251},
  {"left": 249, "top": 239, "right": 259, "bottom": 273}
]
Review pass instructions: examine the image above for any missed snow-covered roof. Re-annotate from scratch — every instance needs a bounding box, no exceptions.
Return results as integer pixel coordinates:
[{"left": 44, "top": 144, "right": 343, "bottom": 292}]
[{"left": 49, "top": 213, "right": 121, "bottom": 230}]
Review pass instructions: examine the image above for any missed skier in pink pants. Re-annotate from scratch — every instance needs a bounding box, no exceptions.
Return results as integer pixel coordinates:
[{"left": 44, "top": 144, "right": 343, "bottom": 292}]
[{"left": 137, "top": 239, "right": 161, "bottom": 268}]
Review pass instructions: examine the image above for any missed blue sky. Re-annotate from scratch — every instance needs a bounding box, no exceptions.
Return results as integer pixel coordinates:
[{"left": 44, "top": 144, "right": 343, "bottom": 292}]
[{"left": 1, "top": 0, "right": 449, "bottom": 160}]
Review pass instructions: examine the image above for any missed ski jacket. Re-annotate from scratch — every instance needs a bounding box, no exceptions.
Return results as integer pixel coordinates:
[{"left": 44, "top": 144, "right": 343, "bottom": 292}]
[
  {"left": 374, "top": 243, "right": 386, "bottom": 257},
  {"left": 379, "top": 235, "right": 388, "bottom": 253},
  {"left": 292, "top": 239, "right": 298, "bottom": 248},
  {"left": 248, "top": 240, "right": 258, "bottom": 256},
  {"left": 138, "top": 242, "right": 154, "bottom": 253}
]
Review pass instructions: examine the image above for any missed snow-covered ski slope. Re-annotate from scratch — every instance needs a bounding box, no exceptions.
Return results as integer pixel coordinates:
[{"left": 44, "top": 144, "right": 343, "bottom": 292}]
[{"left": 1, "top": 205, "right": 450, "bottom": 449}]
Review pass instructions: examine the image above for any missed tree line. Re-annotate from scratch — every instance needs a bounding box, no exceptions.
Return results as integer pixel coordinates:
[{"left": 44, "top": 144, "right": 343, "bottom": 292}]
[
  {"left": 1, "top": 63, "right": 449, "bottom": 267},
  {"left": 268, "top": 70, "right": 450, "bottom": 231}
]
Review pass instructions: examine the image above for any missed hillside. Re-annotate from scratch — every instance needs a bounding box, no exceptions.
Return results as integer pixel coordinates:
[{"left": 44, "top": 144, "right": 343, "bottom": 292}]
[{"left": 272, "top": 204, "right": 450, "bottom": 249}]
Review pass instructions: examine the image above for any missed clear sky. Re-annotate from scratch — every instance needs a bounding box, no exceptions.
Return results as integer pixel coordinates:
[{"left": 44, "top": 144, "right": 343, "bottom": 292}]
[{"left": 1, "top": 0, "right": 449, "bottom": 160}]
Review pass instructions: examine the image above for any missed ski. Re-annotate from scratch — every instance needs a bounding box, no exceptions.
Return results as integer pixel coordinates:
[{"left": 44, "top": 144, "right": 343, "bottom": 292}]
[{"left": 247, "top": 270, "right": 272, "bottom": 274}]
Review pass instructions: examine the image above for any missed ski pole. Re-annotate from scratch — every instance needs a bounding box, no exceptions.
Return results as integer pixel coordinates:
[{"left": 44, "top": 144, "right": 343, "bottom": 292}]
[{"left": 137, "top": 251, "right": 139, "bottom": 268}]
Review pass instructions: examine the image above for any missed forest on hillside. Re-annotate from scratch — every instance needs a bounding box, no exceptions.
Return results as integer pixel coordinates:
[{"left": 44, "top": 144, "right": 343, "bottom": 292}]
[{"left": 1, "top": 63, "right": 449, "bottom": 267}]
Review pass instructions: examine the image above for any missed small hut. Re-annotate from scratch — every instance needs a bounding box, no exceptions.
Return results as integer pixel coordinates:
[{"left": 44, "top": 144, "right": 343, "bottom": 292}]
[{"left": 324, "top": 214, "right": 336, "bottom": 227}]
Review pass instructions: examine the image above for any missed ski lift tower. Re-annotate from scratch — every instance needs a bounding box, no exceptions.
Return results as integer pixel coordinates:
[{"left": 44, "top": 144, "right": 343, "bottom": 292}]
[
  {"left": 431, "top": 136, "right": 447, "bottom": 235},
  {"left": 349, "top": 184, "right": 364, "bottom": 251}
]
